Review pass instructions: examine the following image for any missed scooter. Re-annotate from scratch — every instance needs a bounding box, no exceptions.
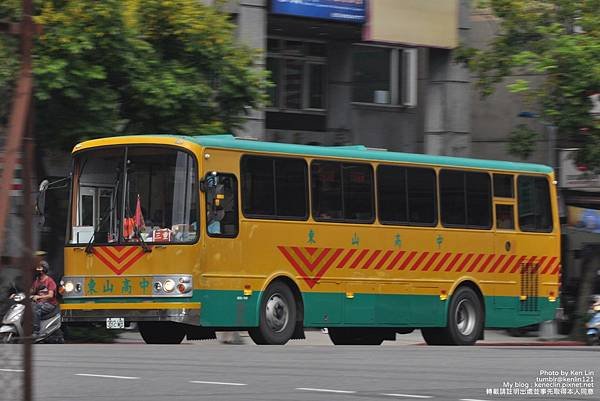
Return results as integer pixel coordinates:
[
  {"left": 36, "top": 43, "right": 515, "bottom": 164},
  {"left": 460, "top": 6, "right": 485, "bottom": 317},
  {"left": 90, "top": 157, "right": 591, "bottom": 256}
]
[
  {"left": 585, "top": 298, "right": 600, "bottom": 346},
  {"left": 0, "top": 292, "right": 63, "bottom": 344}
]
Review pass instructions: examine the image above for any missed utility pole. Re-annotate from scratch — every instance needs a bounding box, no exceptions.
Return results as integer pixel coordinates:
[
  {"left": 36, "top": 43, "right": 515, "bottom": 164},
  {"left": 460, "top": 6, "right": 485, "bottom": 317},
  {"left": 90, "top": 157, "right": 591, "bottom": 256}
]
[{"left": 0, "top": 1, "right": 40, "bottom": 400}]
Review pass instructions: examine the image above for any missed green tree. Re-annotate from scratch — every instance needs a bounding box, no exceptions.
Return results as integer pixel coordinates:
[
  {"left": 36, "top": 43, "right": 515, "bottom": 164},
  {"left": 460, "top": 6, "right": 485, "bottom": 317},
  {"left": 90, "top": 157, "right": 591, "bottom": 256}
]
[
  {"left": 1, "top": 0, "right": 269, "bottom": 149},
  {"left": 458, "top": 0, "right": 600, "bottom": 169}
]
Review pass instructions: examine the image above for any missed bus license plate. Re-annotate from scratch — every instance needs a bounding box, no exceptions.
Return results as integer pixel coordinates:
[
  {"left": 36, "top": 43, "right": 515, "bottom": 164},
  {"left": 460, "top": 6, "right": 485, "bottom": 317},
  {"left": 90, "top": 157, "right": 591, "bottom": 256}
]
[{"left": 106, "top": 318, "right": 125, "bottom": 329}]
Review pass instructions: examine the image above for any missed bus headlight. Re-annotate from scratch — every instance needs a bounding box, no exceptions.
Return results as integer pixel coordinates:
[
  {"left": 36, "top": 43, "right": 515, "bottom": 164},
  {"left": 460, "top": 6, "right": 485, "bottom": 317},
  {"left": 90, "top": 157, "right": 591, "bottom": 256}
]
[
  {"left": 163, "top": 279, "right": 176, "bottom": 293},
  {"left": 64, "top": 281, "right": 75, "bottom": 293}
]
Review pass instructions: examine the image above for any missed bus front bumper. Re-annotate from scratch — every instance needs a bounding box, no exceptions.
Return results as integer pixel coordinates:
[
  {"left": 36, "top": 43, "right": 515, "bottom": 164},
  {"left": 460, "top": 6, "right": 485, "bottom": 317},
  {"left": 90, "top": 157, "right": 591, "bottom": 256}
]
[{"left": 61, "top": 302, "right": 201, "bottom": 325}]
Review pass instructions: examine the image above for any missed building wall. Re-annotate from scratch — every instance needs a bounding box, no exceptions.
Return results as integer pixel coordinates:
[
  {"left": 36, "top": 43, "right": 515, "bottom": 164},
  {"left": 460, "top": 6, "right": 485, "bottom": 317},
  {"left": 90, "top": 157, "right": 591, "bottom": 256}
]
[{"left": 467, "top": 8, "right": 551, "bottom": 166}]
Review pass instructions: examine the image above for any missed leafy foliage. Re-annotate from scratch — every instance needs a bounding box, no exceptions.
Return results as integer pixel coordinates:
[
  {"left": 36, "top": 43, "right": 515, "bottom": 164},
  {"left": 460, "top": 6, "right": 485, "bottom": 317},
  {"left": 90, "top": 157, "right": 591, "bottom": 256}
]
[
  {"left": 459, "top": 0, "right": 600, "bottom": 169},
  {"left": 507, "top": 123, "right": 540, "bottom": 159},
  {"left": 1, "top": 0, "right": 269, "bottom": 149}
]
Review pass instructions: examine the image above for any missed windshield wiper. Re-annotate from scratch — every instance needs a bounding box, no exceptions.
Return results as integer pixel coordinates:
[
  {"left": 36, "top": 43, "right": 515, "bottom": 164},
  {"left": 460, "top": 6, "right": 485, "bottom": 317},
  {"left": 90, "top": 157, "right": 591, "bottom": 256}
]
[{"left": 132, "top": 227, "right": 152, "bottom": 253}]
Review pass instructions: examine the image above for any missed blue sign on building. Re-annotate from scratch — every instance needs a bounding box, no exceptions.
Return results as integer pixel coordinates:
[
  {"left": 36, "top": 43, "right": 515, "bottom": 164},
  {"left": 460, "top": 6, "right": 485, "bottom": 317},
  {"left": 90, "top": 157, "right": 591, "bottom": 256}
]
[{"left": 271, "top": 0, "right": 365, "bottom": 24}]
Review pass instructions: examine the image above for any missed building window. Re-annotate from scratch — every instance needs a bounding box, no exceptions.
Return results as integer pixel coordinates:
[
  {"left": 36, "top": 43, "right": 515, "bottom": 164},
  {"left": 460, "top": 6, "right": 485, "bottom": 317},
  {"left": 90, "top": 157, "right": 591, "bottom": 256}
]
[
  {"left": 352, "top": 45, "right": 417, "bottom": 106},
  {"left": 267, "top": 38, "right": 327, "bottom": 111}
]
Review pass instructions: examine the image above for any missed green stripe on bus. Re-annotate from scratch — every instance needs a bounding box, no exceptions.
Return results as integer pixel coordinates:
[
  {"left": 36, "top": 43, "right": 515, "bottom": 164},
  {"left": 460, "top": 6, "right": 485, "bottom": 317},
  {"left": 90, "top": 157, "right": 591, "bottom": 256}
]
[{"left": 62, "top": 290, "right": 556, "bottom": 328}]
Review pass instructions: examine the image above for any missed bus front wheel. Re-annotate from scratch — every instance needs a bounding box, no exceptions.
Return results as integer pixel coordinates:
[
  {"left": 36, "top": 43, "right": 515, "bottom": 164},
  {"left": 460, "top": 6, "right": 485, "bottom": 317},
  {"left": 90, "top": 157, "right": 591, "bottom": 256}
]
[
  {"left": 138, "top": 321, "right": 185, "bottom": 344},
  {"left": 249, "top": 281, "right": 297, "bottom": 345}
]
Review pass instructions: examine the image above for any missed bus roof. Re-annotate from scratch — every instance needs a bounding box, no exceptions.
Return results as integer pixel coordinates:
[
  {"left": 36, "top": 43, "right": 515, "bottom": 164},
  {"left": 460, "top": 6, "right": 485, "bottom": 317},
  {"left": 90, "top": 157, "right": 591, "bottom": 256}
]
[
  {"left": 188, "top": 134, "right": 553, "bottom": 174},
  {"left": 75, "top": 134, "right": 554, "bottom": 174}
]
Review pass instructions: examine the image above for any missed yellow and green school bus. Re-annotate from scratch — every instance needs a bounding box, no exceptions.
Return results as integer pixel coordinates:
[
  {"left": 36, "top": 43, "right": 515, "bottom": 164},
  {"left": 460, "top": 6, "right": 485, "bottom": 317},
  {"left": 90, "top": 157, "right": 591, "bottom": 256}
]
[{"left": 60, "top": 134, "right": 560, "bottom": 345}]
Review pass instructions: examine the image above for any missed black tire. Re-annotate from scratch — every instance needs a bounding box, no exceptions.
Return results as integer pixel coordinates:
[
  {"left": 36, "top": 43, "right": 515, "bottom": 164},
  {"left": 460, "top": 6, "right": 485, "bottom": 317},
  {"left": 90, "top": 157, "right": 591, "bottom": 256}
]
[
  {"left": 138, "top": 322, "right": 185, "bottom": 344},
  {"left": 422, "top": 286, "right": 483, "bottom": 346},
  {"left": 328, "top": 328, "right": 384, "bottom": 345},
  {"left": 249, "top": 281, "right": 297, "bottom": 345},
  {"left": 44, "top": 329, "right": 65, "bottom": 344},
  {"left": 0, "top": 332, "right": 16, "bottom": 344},
  {"left": 421, "top": 328, "right": 449, "bottom": 345},
  {"left": 446, "top": 286, "right": 483, "bottom": 345}
]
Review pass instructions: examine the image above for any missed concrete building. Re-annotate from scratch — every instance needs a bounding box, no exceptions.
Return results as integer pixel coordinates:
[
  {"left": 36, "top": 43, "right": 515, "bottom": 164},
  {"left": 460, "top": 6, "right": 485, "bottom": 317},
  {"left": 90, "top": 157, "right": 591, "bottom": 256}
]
[{"left": 218, "top": 0, "right": 472, "bottom": 156}]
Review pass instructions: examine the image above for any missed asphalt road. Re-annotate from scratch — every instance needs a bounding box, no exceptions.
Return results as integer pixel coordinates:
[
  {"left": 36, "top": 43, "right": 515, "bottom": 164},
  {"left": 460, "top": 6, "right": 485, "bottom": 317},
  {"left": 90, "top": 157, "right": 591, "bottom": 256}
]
[{"left": 1, "top": 337, "right": 597, "bottom": 401}]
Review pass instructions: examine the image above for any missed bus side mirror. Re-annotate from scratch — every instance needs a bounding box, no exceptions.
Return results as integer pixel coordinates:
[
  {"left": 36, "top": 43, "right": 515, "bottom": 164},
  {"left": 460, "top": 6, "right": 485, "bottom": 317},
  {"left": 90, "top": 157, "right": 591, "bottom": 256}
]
[{"left": 36, "top": 180, "right": 49, "bottom": 218}]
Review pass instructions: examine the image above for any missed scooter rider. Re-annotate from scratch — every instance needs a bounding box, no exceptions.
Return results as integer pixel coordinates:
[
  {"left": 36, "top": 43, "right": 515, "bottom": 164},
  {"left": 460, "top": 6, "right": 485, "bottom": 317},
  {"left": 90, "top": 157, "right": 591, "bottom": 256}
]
[{"left": 31, "top": 260, "right": 58, "bottom": 336}]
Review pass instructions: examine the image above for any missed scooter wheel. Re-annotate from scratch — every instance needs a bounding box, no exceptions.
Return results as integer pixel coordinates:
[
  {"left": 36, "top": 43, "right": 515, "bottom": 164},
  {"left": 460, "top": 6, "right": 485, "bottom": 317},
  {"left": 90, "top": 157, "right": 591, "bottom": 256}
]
[{"left": 0, "top": 332, "right": 16, "bottom": 344}]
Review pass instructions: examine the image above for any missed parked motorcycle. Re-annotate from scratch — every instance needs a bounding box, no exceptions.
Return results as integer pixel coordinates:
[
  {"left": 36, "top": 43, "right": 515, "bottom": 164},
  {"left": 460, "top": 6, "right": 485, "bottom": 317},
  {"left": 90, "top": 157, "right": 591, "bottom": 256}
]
[
  {"left": 586, "top": 297, "right": 600, "bottom": 346},
  {"left": 0, "top": 292, "right": 63, "bottom": 344}
]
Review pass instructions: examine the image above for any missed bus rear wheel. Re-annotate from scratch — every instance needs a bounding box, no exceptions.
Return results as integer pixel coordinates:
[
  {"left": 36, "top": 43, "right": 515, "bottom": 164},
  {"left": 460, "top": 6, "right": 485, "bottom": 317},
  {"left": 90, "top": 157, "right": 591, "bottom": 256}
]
[
  {"left": 328, "top": 328, "right": 384, "bottom": 345},
  {"left": 138, "top": 321, "right": 185, "bottom": 344},
  {"left": 421, "top": 286, "right": 483, "bottom": 346},
  {"left": 249, "top": 281, "right": 297, "bottom": 345}
]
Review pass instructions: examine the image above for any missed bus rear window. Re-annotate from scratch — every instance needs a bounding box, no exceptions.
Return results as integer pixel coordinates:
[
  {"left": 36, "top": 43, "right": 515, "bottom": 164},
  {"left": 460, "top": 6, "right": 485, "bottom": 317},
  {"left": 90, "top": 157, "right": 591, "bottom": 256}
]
[{"left": 518, "top": 176, "right": 553, "bottom": 232}]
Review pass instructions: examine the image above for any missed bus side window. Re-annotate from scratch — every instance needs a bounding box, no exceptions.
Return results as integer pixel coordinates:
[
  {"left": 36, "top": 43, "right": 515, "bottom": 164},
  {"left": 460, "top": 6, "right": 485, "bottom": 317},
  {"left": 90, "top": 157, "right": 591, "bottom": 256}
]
[
  {"left": 205, "top": 173, "right": 239, "bottom": 237},
  {"left": 496, "top": 204, "right": 515, "bottom": 230}
]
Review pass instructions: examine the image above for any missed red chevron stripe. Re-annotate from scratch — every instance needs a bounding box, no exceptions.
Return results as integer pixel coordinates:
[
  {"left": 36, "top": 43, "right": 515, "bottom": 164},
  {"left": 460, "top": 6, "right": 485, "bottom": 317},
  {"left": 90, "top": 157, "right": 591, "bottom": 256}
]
[
  {"left": 444, "top": 253, "right": 463, "bottom": 272},
  {"left": 422, "top": 252, "right": 440, "bottom": 272},
  {"left": 117, "top": 249, "right": 147, "bottom": 275},
  {"left": 551, "top": 263, "right": 561, "bottom": 275},
  {"left": 488, "top": 255, "right": 506, "bottom": 273},
  {"left": 292, "top": 247, "right": 316, "bottom": 272},
  {"left": 101, "top": 246, "right": 138, "bottom": 264},
  {"left": 350, "top": 249, "right": 370, "bottom": 269},
  {"left": 509, "top": 256, "right": 527, "bottom": 274},
  {"left": 362, "top": 250, "right": 382, "bottom": 270},
  {"left": 533, "top": 256, "right": 547, "bottom": 274},
  {"left": 386, "top": 250, "right": 405, "bottom": 270},
  {"left": 277, "top": 246, "right": 317, "bottom": 288},
  {"left": 410, "top": 252, "right": 429, "bottom": 271},
  {"left": 466, "top": 254, "right": 484, "bottom": 273},
  {"left": 478, "top": 254, "right": 495, "bottom": 273},
  {"left": 527, "top": 256, "right": 538, "bottom": 273},
  {"left": 306, "top": 247, "right": 317, "bottom": 256},
  {"left": 374, "top": 250, "right": 394, "bottom": 270},
  {"left": 456, "top": 253, "right": 474, "bottom": 273},
  {"left": 337, "top": 249, "right": 357, "bottom": 269},
  {"left": 541, "top": 256, "right": 557, "bottom": 274},
  {"left": 399, "top": 251, "right": 418, "bottom": 270},
  {"left": 499, "top": 255, "right": 516, "bottom": 273},
  {"left": 432, "top": 252, "right": 452, "bottom": 272},
  {"left": 322, "top": 248, "right": 344, "bottom": 272}
]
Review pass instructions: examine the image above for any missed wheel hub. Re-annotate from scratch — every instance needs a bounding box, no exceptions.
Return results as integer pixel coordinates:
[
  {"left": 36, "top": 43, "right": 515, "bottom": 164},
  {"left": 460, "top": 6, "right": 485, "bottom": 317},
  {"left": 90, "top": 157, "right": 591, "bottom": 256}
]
[
  {"left": 455, "top": 299, "right": 476, "bottom": 336},
  {"left": 265, "top": 293, "right": 289, "bottom": 333}
]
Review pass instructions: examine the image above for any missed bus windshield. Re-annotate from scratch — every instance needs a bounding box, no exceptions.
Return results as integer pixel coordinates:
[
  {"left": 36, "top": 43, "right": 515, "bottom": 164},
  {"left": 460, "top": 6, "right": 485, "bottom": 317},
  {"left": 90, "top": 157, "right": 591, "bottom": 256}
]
[{"left": 69, "top": 146, "right": 198, "bottom": 245}]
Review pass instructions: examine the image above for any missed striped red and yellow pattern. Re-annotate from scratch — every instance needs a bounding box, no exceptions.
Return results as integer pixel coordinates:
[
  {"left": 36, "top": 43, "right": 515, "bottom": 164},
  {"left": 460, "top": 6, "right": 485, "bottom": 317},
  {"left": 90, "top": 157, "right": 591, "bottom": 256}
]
[{"left": 277, "top": 246, "right": 559, "bottom": 288}]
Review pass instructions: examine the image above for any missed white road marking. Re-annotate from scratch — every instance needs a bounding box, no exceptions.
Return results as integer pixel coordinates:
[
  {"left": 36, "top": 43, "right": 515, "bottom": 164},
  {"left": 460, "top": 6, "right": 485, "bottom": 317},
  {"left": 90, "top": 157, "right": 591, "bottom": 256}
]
[
  {"left": 189, "top": 380, "right": 247, "bottom": 386},
  {"left": 382, "top": 394, "right": 433, "bottom": 399},
  {"left": 296, "top": 387, "right": 356, "bottom": 394},
  {"left": 0, "top": 369, "right": 24, "bottom": 373},
  {"left": 75, "top": 373, "right": 139, "bottom": 380}
]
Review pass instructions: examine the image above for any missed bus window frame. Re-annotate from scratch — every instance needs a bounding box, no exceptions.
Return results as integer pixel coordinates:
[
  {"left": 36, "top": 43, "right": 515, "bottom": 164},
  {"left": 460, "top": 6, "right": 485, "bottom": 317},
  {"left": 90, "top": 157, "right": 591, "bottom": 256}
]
[
  {"left": 240, "top": 154, "right": 310, "bottom": 222},
  {"left": 376, "top": 163, "right": 438, "bottom": 227},
  {"left": 439, "top": 168, "right": 493, "bottom": 230},
  {"left": 311, "top": 159, "right": 376, "bottom": 225},
  {"left": 205, "top": 172, "right": 240, "bottom": 238},
  {"left": 516, "top": 174, "right": 554, "bottom": 234},
  {"left": 66, "top": 144, "right": 201, "bottom": 247}
]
